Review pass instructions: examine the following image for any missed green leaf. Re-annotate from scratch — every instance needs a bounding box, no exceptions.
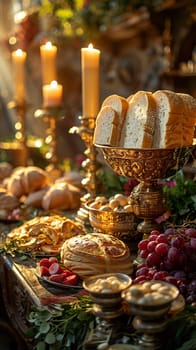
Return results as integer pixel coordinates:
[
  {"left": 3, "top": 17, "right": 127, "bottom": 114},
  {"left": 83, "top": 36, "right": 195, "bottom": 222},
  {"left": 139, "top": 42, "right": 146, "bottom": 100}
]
[
  {"left": 40, "top": 322, "right": 51, "bottom": 334},
  {"left": 37, "top": 341, "right": 46, "bottom": 350},
  {"left": 45, "top": 332, "right": 56, "bottom": 345},
  {"left": 56, "top": 333, "right": 64, "bottom": 341}
]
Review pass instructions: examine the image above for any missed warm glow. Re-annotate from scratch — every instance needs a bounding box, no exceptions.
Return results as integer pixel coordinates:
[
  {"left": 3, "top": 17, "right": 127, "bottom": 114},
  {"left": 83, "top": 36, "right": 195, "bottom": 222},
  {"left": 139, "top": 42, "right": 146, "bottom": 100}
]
[
  {"left": 45, "top": 42, "right": 53, "bottom": 49},
  {"left": 34, "top": 139, "right": 43, "bottom": 148},
  {"left": 15, "top": 49, "right": 24, "bottom": 56},
  {"left": 14, "top": 11, "right": 26, "bottom": 24},
  {"left": 50, "top": 80, "right": 58, "bottom": 87},
  {"left": 88, "top": 43, "right": 93, "bottom": 49}
]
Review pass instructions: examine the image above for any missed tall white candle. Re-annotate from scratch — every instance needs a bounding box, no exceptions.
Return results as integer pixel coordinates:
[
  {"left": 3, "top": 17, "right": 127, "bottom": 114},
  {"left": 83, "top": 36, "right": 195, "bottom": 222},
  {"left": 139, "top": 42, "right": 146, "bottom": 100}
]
[
  {"left": 12, "top": 49, "right": 27, "bottom": 103},
  {"left": 40, "top": 41, "right": 57, "bottom": 85},
  {"left": 42, "top": 80, "right": 63, "bottom": 107},
  {"left": 81, "top": 43, "right": 100, "bottom": 118}
]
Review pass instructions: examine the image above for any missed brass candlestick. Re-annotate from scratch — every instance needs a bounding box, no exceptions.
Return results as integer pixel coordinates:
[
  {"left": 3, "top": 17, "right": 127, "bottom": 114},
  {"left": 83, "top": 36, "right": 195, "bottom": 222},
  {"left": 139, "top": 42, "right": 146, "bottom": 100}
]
[
  {"left": 34, "top": 107, "right": 64, "bottom": 179},
  {"left": 7, "top": 100, "right": 28, "bottom": 165},
  {"left": 70, "top": 116, "right": 97, "bottom": 224}
]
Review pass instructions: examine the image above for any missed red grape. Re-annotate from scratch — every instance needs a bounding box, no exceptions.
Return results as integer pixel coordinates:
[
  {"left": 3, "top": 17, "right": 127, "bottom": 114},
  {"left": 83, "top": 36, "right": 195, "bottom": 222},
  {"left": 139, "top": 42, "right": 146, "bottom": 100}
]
[
  {"left": 140, "top": 249, "right": 149, "bottom": 259},
  {"left": 185, "top": 228, "right": 196, "bottom": 238},
  {"left": 138, "top": 239, "right": 149, "bottom": 250},
  {"left": 168, "top": 247, "right": 180, "bottom": 264},
  {"left": 148, "top": 267, "right": 157, "bottom": 279},
  {"left": 171, "top": 236, "right": 185, "bottom": 249},
  {"left": 157, "top": 234, "right": 168, "bottom": 244},
  {"left": 150, "top": 230, "right": 161, "bottom": 236},
  {"left": 146, "top": 252, "right": 161, "bottom": 267},
  {"left": 190, "top": 238, "right": 196, "bottom": 250},
  {"left": 153, "top": 271, "right": 169, "bottom": 281},
  {"left": 136, "top": 266, "right": 149, "bottom": 277},
  {"left": 155, "top": 242, "right": 169, "bottom": 256},
  {"left": 133, "top": 275, "right": 147, "bottom": 284},
  {"left": 147, "top": 241, "right": 157, "bottom": 252},
  {"left": 148, "top": 235, "right": 159, "bottom": 242}
]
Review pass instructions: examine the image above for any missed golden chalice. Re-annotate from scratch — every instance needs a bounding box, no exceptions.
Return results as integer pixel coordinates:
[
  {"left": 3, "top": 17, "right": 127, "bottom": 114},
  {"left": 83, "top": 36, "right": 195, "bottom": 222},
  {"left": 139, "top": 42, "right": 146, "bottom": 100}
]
[{"left": 95, "top": 145, "right": 193, "bottom": 236}]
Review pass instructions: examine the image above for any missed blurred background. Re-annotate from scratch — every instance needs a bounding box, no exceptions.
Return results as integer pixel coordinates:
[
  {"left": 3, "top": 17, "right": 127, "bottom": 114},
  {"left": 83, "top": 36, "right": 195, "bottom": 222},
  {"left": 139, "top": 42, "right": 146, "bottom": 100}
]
[{"left": 0, "top": 0, "right": 195, "bottom": 162}]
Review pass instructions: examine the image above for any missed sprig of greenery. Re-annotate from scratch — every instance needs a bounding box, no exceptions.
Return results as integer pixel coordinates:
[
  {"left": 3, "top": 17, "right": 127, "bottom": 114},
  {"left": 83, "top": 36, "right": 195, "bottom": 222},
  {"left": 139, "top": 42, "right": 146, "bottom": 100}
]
[
  {"left": 163, "top": 305, "right": 196, "bottom": 350},
  {"left": 163, "top": 170, "right": 196, "bottom": 225},
  {"left": 27, "top": 295, "right": 94, "bottom": 350}
]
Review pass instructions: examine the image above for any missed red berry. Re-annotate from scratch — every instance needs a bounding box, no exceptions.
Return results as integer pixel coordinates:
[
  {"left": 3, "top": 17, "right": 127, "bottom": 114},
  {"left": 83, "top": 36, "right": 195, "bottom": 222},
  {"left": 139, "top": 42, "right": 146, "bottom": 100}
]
[
  {"left": 39, "top": 258, "right": 50, "bottom": 268},
  {"left": 49, "top": 262, "right": 61, "bottom": 275},
  {"left": 49, "top": 274, "right": 65, "bottom": 283},
  {"left": 63, "top": 274, "right": 78, "bottom": 286},
  {"left": 40, "top": 266, "right": 50, "bottom": 277},
  {"left": 61, "top": 271, "right": 73, "bottom": 279},
  {"left": 49, "top": 257, "right": 58, "bottom": 264}
]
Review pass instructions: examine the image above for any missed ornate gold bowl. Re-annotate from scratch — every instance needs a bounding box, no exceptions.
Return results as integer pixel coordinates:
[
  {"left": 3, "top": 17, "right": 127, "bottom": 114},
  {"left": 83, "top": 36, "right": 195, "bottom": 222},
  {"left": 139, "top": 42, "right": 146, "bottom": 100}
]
[
  {"left": 85, "top": 201, "right": 138, "bottom": 242},
  {"left": 95, "top": 145, "right": 193, "bottom": 235}
]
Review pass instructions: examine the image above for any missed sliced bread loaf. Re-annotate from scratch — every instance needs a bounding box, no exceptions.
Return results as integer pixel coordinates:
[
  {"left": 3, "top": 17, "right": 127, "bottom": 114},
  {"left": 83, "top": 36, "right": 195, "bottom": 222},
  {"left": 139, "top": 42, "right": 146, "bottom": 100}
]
[
  {"left": 153, "top": 90, "right": 184, "bottom": 148},
  {"left": 120, "top": 91, "right": 156, "bottom": 148},
  {"left": 177, "top": 92, "right": 196, "bottom": 146},
  {"left": 101, "top": 94, "right": 129, "bottom": 144},
  {"left": 93, "top": 105, "right": 119, "bottom": 146}
]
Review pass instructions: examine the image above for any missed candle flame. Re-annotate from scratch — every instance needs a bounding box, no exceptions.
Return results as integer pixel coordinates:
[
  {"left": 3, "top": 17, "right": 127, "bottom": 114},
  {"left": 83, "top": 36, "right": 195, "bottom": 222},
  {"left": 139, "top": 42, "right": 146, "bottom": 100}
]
[
  {"left": 45, "top": 41, "right": 52, "bottom": 48},
  {"left": 15, "top": 49, "right": 23, "bottom": 56},
  {"left": 88, "top": 43, "right": 93, "bottom": 49},
  {"left": 50, "top": 80, "right": 58, "bottom": 87}
]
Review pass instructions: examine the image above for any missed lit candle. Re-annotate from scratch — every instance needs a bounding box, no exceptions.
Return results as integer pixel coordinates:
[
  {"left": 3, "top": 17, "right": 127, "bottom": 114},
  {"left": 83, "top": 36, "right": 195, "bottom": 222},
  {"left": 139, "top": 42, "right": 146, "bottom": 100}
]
[
  {"left": 81, "top": 43, "right": 100, "bottom": 118},
  {"left": 40, "top": 41, "right": 57, "bottom": 85},
  {"left": 12, "top": 49, "right": 27, "bottom": 103},
  {"left": 42, "top": 80, "right": 63, "bottom": 107}
]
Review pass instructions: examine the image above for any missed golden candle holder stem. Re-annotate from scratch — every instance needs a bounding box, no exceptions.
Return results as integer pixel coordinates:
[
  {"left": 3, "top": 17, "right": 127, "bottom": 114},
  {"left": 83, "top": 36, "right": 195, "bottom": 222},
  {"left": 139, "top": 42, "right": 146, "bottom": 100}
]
[
  {"left": 34, "top": 107, "right": 64, "bottom": 181},
  {"left": 70, "top": 115, "right": 98, "bottom": 225},
  {"left": 7, "top": 100, "right": 29, "bottom": 165}
]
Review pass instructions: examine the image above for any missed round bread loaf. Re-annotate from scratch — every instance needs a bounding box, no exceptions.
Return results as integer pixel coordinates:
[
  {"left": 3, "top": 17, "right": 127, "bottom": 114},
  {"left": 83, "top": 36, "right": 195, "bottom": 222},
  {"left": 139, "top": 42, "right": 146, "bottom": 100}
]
[{"left": 60, "top": 232, "right": 133, "bottom": 279}]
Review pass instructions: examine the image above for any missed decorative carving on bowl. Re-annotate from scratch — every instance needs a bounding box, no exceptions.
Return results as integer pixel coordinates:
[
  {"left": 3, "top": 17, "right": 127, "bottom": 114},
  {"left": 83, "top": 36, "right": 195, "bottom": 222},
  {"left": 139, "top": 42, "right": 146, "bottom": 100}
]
[{"left": 95, "top": 145, "right": 194, "bottom": 235}]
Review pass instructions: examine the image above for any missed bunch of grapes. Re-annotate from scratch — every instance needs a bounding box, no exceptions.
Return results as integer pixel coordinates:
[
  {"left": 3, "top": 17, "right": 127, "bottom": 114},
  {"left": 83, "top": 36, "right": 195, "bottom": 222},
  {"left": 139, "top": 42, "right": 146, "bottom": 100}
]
[{"left": 133, "top": 227, "right": 196, "bottom": 304}]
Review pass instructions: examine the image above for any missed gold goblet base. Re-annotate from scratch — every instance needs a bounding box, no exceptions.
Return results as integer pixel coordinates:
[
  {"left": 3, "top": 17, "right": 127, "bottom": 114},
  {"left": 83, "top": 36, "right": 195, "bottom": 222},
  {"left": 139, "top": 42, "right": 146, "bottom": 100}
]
[{"left": 130, "top": 182, "right": 166, "bottom": 236}]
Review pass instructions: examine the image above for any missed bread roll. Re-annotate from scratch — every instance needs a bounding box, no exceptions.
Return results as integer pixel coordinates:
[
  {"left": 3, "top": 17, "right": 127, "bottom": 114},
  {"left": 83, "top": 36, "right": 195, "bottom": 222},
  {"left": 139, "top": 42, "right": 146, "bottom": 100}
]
[
  {"left": 24, "top": 187, "right": 49, "bottom": 208},
  {"left": 7, "top": 166, "right": 48, "bottom": 198},
  {"left": 55, "top": 170, "right": 83, "bottom": 189},
  {"left": 0, "top": 188, "right": 19, "bottom": 210},
  {"left": 120, "top": 91, "right": 156, "bottom": 148},
  {"left": 93, "top": 106, "right": 120, "bottom": 146},
  {"left": 42, "top": 182, "right": 81, "bottom": 211},
  {"left": 0, "top": 162, "right": 13, "bottom": 182},
  {"left": 60, "top": 232, "right": 133, "bottom": 279}
]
